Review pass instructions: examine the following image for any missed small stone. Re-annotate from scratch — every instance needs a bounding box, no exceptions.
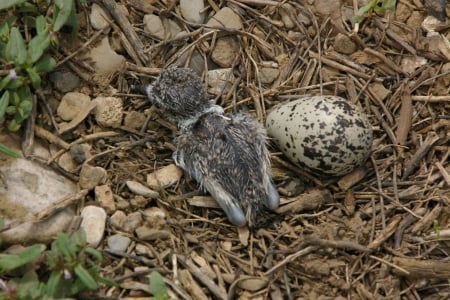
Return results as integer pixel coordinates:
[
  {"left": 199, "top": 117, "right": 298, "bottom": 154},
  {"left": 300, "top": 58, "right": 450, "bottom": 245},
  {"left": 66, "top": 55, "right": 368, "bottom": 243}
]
[
  {"left": 49, "top": 72, "right": 81, "bottom": 93},
  {"left": 107, "top": 234, "right": 131, "bottom": 252},
  {"left": 207, "top": 68, "right": 235, "bottom": 95},
  {"left": 126, "top": 180, "right": 159, "bottom": 198},
  {"left": 180, "top": 0, "right": 205, "bottom": 23},
  {"left": 260, "top": 67, "right": 280, "bottom": 84},
  {"left": 110, "top": 210, "right": 126, "bottom": 228},
  {"left": 206, "top": 7, "right": 243, "bottom": 31},
  {"left": 211, "top": 36, "right": 240, "bottom": 68},
  {"left": 135, "top": 227, "right": 170, "bottom": 241},
  {"left": 80, "top": 206, "right": 107, "bottom": 248},
  {"left": 90, "top": 3, "right": 110, "bottom": 30},
  {"left": 237, "top": 277, "right": 269, "bottom": 292},
  {"left": 142, "top": 207, "right": 167, "bottom": 228},
  {"left": 279, "top": 3, "right": 295, "bottom": 29},
  {"left": 94, "top": 96, "right": 123, "bottom": 128},
  {"left": 79, "top": 164, "right": 107, "bottom": 190},
  {"left": 135, "top": 244, "right": 154, "bottom": 258},
  {"left": 57, "top": 92, "right": 91, "bottom": 121},
  {"left": 124, "top": 111, "right": 146, "bottom": 129},
  {"left": 333, "top": 33, "right": 357, "bottom": 55},
  {"left": 130, "top": 195, "right": 150, "bottom": 208},
  {"left": 143, "top": 14, "right": 181, "bottom": 39},
  {"left": 122, "top": 211, "right": 143, "bottom": 233},
  {"left": 115, "top": 196, "right": 130, "bottom": 210},
  {"left": 58, "top": 152, "right": 77, "bottom": 173},
  {"left": 70, "top": 143, "right": 91, "bottom": 164},
  {"left": 85, "top": 37, "right": 125, "bottom": 75},
  {"left": 146, "top": 164, "right": 183, "bottom": 190},
  {"left": 95, "top": 185, "right": 116, "bottom": 213},
  {"left": 143, "top": 14, "right": 165, "bottom": 39}
]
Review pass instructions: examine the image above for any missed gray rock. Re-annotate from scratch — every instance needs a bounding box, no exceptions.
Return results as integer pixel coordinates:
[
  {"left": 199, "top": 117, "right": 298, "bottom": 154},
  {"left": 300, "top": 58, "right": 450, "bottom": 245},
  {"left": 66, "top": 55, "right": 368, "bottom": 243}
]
[
  {"left": 207, "top": 68, "right": 235, "bottom": 95},
  {"left": 49, "top": 72, "right": 81, "bottom": 93},
  {"left": 135, "top": 226, "right": 170, "bottom": 241},
  {"left": 210, "top": 36, "right": 240, "bottom": 68},
  {"left": 126, "top": 180, "right": 159, "bottom": 198},
  {"left": 107, "top": 234, "right": 131, "bottom": 252},
  {"left": 90, "top": 3, "right": 110, "bottom": 30},
  {"left": 95, "top": 184, "right": 116, "bottom": 213},
  {"left": 143, "top": 14, "right": 181, "bottom": 39},
  {"left": 260, "top": 67, "right": 280, "bottom": 84},
  {"left": 80, "top": 206, "right": 107, "bottom": 248},
  {"left": 79, "top": 164, "right": 108, "bottom": 190},
  {"left": 93, "top": 96, "right": 123, "bottom": 128},
  {"left": 85, "top": 37, "right": 125, "bottom": 75},
  {"left": 57, "top": 92, "right": 91, "bottom": 121},
  {"left": 0, "top": 142, "right": 78, "bottom": 244},
  {"left": 122, "top": 211, "right": 143, "bottom": 233},
  {"left": 180, "top": 0, "right": 205, "bottom": 23},
  {"left": 206, "top": 7, "right": 243, "bottom": 30},
  {"left": 110, "top": 210, "right": 127, "bottom": 228},
  {"left": 146, "top": 164, "right": 183, "bottom": 190}
]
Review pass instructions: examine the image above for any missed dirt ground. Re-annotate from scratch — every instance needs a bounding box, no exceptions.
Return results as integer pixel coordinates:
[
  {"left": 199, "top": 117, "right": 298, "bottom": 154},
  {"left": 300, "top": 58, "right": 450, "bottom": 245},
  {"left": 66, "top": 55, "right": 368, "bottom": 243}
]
[{"left": 20, "top": 0, "right": 450, "bottom": 299}]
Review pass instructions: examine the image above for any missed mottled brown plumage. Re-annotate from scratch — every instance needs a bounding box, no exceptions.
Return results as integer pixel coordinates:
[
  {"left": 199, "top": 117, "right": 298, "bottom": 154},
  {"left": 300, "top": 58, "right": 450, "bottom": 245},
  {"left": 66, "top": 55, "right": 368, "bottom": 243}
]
[{"left": 144, "top": 66, "right": 279, "bottom": 227}]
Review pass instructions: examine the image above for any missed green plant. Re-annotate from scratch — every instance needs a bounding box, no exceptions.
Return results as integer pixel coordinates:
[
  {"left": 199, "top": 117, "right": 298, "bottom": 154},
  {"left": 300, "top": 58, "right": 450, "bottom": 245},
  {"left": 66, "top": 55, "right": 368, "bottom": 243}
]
[
  {"left": 149, "top": 270, "right": 168, "bottom": 300},
  {"left": 0, "top": 0, "right": 78, "bottom": 156},
  {"left": 0, "top": 230, "right": 115, "bottom": 299},
  {"left": 353, "top": 0, "right": 397, "bottom": 23}
]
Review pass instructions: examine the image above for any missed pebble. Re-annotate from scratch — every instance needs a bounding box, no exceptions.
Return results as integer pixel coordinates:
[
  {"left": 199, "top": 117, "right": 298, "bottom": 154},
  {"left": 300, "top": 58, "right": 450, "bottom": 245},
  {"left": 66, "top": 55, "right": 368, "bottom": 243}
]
[
  {"left": 237, "top": 277, "right": 268, "bottom": 292},
  {"left": 90, "top": 3, "right": 110, "bottom": 30},
  {"left": 180, "top": 0, "right": 205, "bottom": 23},
  {"left": 142, "top": 207, "right": 167, "bottom": 228},
  {"left": 206, "top": 7, "right": 243, "bottom": 30},
  {"left": 95, "top": 184, "right": 116, "bottom": 213},
  {"left": 0, "top": 143, "right": 77, "bottom": 244},
  {"left": 93, "top": 96, "right": 123, "bottom": 128},
  {"left": 126, "top": 180, "right": 159, "bottom": 198},
  {"left": 259, "top": 67, "right": 280, "bottom": 84},
  {"left": 333, "top": 33, "right": 357, "bottom": 54},
  {"left": 135, "top": 244, "right": 154, "bottom": 258},
  {"left": 211, "top": 36, "right": 240, "bottom": 67},
  {"left": 207, "top": 68, "right": 235, "bottom": 95},
  {"left": 124, "top": 111, "right": 146, "bottom": 129},
  {"left": 57, "top": 92, "right": 91, "bottom": 121},
  {"left": 110, "top": 210, "right": 127, "bottom": 228},
  {"left": 130, "top": 195, "right": 150, "bottom": 208},
  {"left": 85, "top": 37, "right": 125, "bottom": 75},
  {"left": 80, "top": 206, "right": 107, "bottom": 248},
  {"left": 49, "top": 71, "right": 81, "bottom": 93},
  {"left": 146, "top": 164, "right": 183, "bottom": 190},
  {"left": 107, "top": 234, "right": 131, "bottom": 252},
  {"left": 135, "top": 227, "right": 170, "bottom": 241},
  {"left": 279, "top": 3, "right": 295, "bottom": 29},
  {"left": 122, "top": 211, "right": 143, "bottom": 233},
  {"left": 58, "top": 152, "right": 78, "bottom": 173},
  {"left": 143, "top": 14, "right": 181, "bottom": 39},
  {"left": 79, "top": 164, "right": 108, "bottom": 190},
  {"left": 70, "top": 143, "right": 91, "bottom": 164}
]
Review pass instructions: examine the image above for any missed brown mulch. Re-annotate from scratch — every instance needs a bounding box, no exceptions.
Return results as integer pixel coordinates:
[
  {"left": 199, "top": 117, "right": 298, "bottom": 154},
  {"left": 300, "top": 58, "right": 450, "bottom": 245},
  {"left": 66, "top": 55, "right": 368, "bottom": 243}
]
[{"left": 29, "top": 0, "right": 450, "bottom": 299}]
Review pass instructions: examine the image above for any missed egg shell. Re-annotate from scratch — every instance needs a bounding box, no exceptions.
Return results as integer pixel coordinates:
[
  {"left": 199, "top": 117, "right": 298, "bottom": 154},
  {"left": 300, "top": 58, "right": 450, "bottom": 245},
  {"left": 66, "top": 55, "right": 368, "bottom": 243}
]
[{"left": 266, "top": 95, "right": 373, "bottom": 176}]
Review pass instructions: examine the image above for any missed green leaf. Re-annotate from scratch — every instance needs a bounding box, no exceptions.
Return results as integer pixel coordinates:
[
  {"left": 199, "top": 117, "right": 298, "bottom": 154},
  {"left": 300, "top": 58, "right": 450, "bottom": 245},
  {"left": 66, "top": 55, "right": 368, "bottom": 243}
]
[
  {"left": 53, "top": 0, "right": 74, "bottom": 32},
  {"left": 27, "top": 30, "right": 50, "bottom": 64},
  {"left": 5, "top": 27, "right": 27, "bottom": 65},
  {"left": 26, "top": 67, "right": 41, "bottom": 89},
  {"left": 84, "top": 247, "right": 103, "bottom": 261},
  {"left": 35, "top": 15, "right": 47, "bottom": 34},
  {"left": 0, "top": 76, "right": 12, "bottom": 90},
  {"left": 0, "top": 142, "right": 21, "bottom": 158},
  {"left": 73, "top": 264, "right": 98, "bottom": 290},
  {"left": 46, "top": 270, "right": 63, "bottom": 297},
  {"left": 0, "top": 244, "right": 45, "bottom": 272},
  {"left": 0, "top": 91, "right": 10, "bottom": 121},
  {"left": 149, "top": 271, "right": 168, "bottom": 300},
  {"left": 7, "top": 118, "right": 20, "bottom": 131},
  {"left": 0, "top": 0, "right": 26, "bottom": 10},
  {"left": 5, "top": 75, "right": 24, "bottom": 89},
  {"left": 34, "top": 54, "right": 56, "bottom": 73}
]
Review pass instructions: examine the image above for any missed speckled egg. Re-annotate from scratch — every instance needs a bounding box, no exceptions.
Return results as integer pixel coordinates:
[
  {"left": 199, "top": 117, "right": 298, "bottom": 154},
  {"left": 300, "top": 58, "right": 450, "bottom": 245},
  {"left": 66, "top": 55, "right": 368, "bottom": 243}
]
[{"left": 266, "top": 95, "right": 373, "bottom": 176}]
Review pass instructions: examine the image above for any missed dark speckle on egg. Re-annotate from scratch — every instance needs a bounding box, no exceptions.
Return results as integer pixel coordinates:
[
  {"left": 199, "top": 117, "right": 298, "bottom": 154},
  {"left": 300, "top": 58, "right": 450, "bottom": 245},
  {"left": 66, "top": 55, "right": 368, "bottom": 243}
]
[{"left": 266, "top": 95, "right": 373, "bottom": 176}]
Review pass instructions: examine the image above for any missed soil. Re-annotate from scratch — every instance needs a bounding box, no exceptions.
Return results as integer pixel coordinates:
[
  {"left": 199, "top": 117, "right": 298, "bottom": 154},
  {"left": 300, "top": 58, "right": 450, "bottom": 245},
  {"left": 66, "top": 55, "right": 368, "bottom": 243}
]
[{"left": 8, "top": 0, "right": 450, "bottom": 299}]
